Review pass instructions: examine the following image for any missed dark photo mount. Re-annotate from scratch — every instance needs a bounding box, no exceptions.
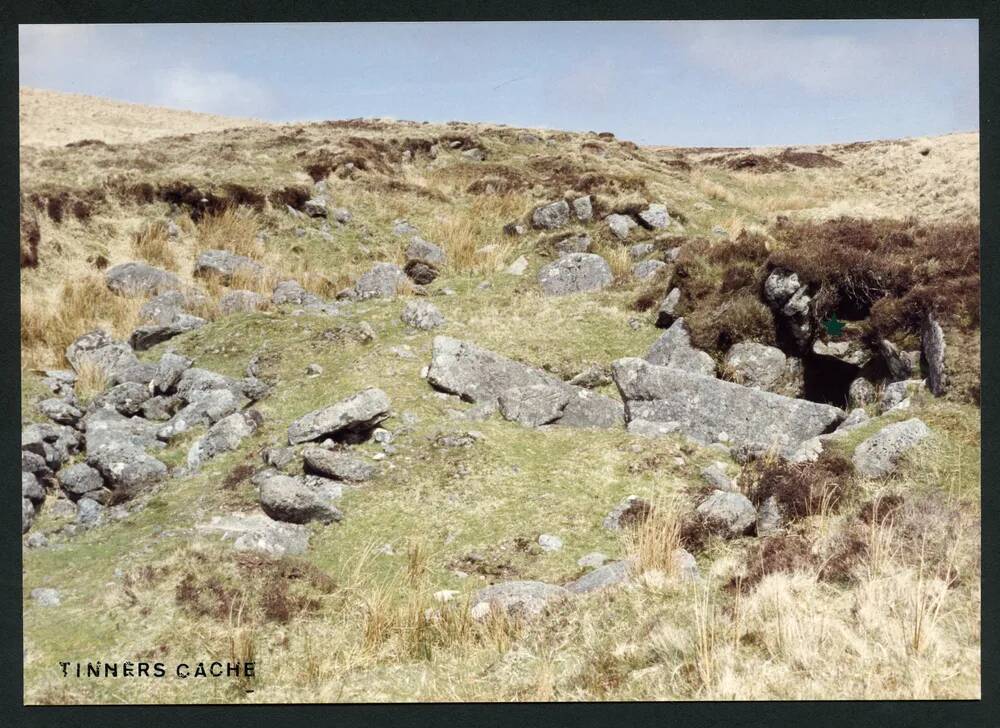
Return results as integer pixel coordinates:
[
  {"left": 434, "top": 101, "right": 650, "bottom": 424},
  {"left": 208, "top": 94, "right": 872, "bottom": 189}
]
[{"left": 3, "top": 1, "right": 996, "bottom": 726}]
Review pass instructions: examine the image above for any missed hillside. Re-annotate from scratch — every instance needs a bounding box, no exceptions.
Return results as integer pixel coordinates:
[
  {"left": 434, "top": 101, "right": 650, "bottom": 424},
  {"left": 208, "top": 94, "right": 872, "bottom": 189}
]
[
  {"left": 20, "top": 91, "right": 981, "bottom": 703},
  {"left": 19, "top": 87, "right": 267, "bottom": 148}
]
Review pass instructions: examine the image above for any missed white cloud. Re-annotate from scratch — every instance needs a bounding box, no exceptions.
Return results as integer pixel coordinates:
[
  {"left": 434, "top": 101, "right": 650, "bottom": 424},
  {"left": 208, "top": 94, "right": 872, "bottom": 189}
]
[
  {"left": 19, "top": 25, "right": 101, "bottom": 80},
  {"left": 662, "top": 20, "right": 977, "bottom": 95},
  {"left": 153, "top": 67, "right": 276, "bottom": 117}
]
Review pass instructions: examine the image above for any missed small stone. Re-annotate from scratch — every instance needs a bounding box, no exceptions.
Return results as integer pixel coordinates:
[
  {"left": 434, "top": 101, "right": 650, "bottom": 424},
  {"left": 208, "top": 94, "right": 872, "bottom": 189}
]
[
  {"left": 921, "top": 312, "right": 947, "bottom": 395},
  {"left": 633, "top": 260, "right": 666, "bottom": 281},
  {"left": 505, "top": 256, "right": 529, "bottom": 276},
  {"left": 537, "top": 534, "right": 563, "bottom": 552},
  {"left": 700, "top": 462, "right": 735, "bottom": 491},
  {"left": 532, "top": 200, "right": 571, "bottom": 230},
  {"left": 25, "top": 532, "right": 48, "bottom": 549},
  {"left": 848, "top": 377, "right": 876, "bottom": 408},
  {"left": 695, "top": 490, "right": 756, "bottom": 538},
  {"left": 603, "top": 495, "right": 652, "bottom": 531},
  {"left": 756, "top": 495, "right": 783, "bottom": 535},
  {"left": 565, "top": 560, "right": 632, "bottom": 594},
  {"left": 572, "top": 196, "right": 593, "bottom": 222},
  {"left": 537, "top": 253, "right": 613, "bottom": 296},
  {"left": 637, "top": 203, "right": 670, "bottom": 229},
  {"left": 655, "top": 288, "right": 682, "bottom": 328},
  {"left": 577, "top": 552, "right": 609, "bottom": 569},
  {"left": 76, "top": 498, "right": 105, "bottom": 526},
  {"left": 401, "top": 300, "right": 445, "bottom": 330},
  {"left": 568, "top": 365, "right": 611, "bottom": 389},
  {"left": 606, "top": 213, "right": 637, "bottom": 240},
  {"left": 30, "top": 588, "right": 60, "bottom": 607},
  {"left": 629, "top": 243, "right": 654, "bottom": 260}
]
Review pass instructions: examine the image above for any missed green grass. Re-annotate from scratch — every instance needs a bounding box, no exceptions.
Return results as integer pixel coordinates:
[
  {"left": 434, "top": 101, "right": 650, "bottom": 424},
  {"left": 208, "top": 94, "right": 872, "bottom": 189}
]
[{"left": 19, "top": 118, "right": 981, "bottom": 702}]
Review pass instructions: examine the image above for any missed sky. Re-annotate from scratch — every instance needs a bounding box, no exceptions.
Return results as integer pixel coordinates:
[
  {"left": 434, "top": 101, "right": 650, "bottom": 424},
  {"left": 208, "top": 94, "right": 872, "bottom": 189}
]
[{"left": 19, "top": 20, "right": 979, "bottom": 147}]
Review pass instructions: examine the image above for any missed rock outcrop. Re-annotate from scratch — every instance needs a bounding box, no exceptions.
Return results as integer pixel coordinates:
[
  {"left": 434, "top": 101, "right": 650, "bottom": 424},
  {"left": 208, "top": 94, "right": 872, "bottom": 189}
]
[
  {"left": 426, "top": 337, "right": 623, "bottom": 428},
  {"left": 612, "top": 357, "right": 844, "bottom": 454}
]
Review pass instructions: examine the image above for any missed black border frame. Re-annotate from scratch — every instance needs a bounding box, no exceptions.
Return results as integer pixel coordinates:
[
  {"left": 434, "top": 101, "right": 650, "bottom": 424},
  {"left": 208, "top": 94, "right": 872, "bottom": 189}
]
[{"left": 3, "top": 2, "right": 995, "bottom": 726}]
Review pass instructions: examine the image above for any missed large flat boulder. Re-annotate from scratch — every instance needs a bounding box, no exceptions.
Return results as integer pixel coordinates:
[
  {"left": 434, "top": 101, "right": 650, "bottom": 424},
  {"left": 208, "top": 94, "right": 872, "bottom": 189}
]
[
  {"left": 196, "top": 512, "right": 310, "bottom": 556},
  {"left": 498, "top": 384, "right": 570, "bottom": 427},
  {"left": 426, "top": 337, "right": 623, "bottom": 428},
  {"left": 287, "top": 388, "right": 391, "bottom": 445},
  {"left": 194, "top": 250, "right": 266, "bottom": 284},
  {"left": 537, "top": 253, "right": 612, "bottom": 296},
  {"left": 129, "top": 314, "right": 206, "bottom": 351},
  {"left": 427, "top": 336, "right": 554, "bottom": 402},
  {"left": 65, "top": 330, "right": 139, "bottom": 379},
  {"left": 105, "top": 262, "right": 181, "bottom": 296},
  {"left": 258, "top": 474, "right": 343, "bottom": 524},
  {"left": 558, "top": 388, "right": 625, "bottom": 428},
  {"left": 612, "top": 357, "right": 843, "bottom": 454},
  {"left": 852, "top": 418, "right": 931, "bottom": 477},
  {"left": 469, "top": 581, "right": 570, "bottom": 620},
  {"left": 139, "top": 289, "right": 209, "bottom": 325},
  {"left": 302, "top": 448, "right": 376, "bottom": 482}
]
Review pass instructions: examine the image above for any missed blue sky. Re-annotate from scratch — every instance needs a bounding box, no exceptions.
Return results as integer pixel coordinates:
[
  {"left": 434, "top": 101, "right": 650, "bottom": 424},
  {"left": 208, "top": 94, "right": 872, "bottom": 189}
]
[{"left": 19, "top": 21, "right": 978, "bottom": 146}]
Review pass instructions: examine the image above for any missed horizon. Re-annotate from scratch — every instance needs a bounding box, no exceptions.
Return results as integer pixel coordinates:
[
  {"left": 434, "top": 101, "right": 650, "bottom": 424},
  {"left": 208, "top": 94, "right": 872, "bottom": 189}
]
[
  {"left": 18, "top": 84, "right": 980, "bottom": 149},
  {"left": 19, "top": 21, "right": 979, "bottom": 147}
]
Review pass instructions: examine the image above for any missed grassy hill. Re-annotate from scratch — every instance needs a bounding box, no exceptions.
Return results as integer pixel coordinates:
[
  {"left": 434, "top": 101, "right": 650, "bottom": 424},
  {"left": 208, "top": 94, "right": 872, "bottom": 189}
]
[
  {"left": 19, "top": 89, "right": 981, "bottom": 703},
  {"left": 19, "top": 87, "right": 268, "bottom": 148}
]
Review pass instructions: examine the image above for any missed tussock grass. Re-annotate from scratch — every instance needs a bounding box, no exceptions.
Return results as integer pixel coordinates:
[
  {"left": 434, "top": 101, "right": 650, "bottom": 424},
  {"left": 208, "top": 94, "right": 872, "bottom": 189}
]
[
  {"left": 621, "top": 496, "right": 684, "bottom": 576},
  {"left": 21, "top": 274, "right": 145, "bottom": 368},
  {"left": 131, "top": 220, "right": 175, "bottom": 270},
  {"left": 196, "top": 207, "right": 264, "bottom": 259},
  {"left": 73, "top": 359, "right": 109, "bottom": 403}
]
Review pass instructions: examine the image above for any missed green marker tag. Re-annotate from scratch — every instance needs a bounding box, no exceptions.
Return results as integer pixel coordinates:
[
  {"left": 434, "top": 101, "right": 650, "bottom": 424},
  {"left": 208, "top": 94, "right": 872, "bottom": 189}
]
[{"left": 823, "top": 314, "right": 846, "bottom": 338}]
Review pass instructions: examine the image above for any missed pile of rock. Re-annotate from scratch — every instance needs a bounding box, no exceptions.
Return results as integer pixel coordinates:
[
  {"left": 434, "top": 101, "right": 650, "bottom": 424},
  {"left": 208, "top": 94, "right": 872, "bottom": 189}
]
[
  {"left": 250, "top": 387, "right": 392, "bottom": 528},
  {"left": 22, "top": 330, "right": 270, "bottom": 536},
  {"left": 403, "top": 237, "right": 446, "bottom": 285},
  {"left": 531, "top": 196, "right": 593, "bottom": 230}
]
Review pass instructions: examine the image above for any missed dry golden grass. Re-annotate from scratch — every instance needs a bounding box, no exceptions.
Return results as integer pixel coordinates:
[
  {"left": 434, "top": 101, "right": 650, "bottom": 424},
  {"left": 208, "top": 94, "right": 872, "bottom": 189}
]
[
  {"left": 131, "top": 220, "right": 175, "bottom": 270},
  {"left": 20, "top": 86, "right": 267, "bottom": 148},
  {"left": 621, "top": 496, "right": 684, "bottom": 576},
  {"left": 21, "top": 274, "right": 145, "bottom": 368},
  {"left": 72, "top": 359, "right": 110, "bottom": 403},
  {"left": 196, "top": 207, "right": 265, "bottom": 259},
  {"left": 419, "top": 194, "right": 526, "bottom": 275}
]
